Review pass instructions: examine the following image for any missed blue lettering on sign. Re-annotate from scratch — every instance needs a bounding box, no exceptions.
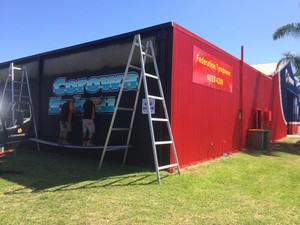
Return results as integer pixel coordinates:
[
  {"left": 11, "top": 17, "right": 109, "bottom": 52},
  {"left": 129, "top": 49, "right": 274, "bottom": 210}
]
[
  {"left": 65, "top": 79, "right": 77, "bottom": 95},
  {"left": 76, "top": 78, "right": 86, "bottom": 94},
  {"left": 48, "top": 96, "right": 116, "bottom": 115},
  {"left": 52, "top": 77, "right": 67, "bottom": 96},
  {"left": 73, "top": 96, "right": 85, "bottom": 113},
  {"left": 48, "top": 97, "right": 63, "bottom": 114},
  {"left": 86, "top": 77, "right": 101, "bottom": 93},
  {"left": 52, "top": 72, "right": 138, "bottom": 95},
  {"left": 49, "top": 72, "right": 137, "bottom": 115}
]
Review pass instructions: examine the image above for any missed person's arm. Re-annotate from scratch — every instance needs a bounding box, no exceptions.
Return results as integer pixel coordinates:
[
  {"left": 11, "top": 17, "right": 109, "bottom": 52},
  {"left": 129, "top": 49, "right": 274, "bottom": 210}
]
[
  {"left": 92, "top": 98, "right": 102, "bottom": 105},
  {"left": 91, "top": 105, "right": 95, "bottom": 119},
  {"left": 68, "top": 102, "right": 74, "bottom": 122}
]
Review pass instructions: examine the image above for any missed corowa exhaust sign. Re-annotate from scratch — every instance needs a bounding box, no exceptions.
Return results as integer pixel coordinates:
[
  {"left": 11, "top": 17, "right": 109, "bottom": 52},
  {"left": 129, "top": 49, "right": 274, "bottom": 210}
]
[
  {"left": 192, "top": 46, "right": 233, "bottom": 93},
  {"left": 48, "top": 72, "right": 138, "bottom": 114}
]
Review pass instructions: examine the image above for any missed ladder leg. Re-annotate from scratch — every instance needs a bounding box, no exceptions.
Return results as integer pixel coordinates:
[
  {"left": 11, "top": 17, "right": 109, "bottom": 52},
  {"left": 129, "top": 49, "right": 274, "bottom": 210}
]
[
  {"left": 122, "top": 72, "right": 143, "bottom": 165},
  {"left": 24, "top": 66, "right": 40, "bottom": 152},
  {"left": 98, "top": 36, "right": 139, "bottom": 170},
  {"left": 138, "top": 37, "right": 162, "bottom": 184},
  {"left": 98, "top": 34, "right": 180, "bottom": 184},
  {"left": 0, "top": 76, "right": 10, "bottom": 108},
  {"left": 11, "top": 63, "right": 15, "bottom": 123},
  {"left": 98, "top": 149, "right": 106, "bottom": 171},
  {"left": 148, "top": 41, "right": 181, "bottom": 175},
  {"left": 1, "top": 63, "right": 40, "bottom": 152}
]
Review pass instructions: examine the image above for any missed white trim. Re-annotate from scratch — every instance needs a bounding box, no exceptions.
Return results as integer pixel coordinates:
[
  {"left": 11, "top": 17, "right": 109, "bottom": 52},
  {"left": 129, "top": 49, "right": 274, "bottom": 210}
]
[
  {"left": 277, "top": 72, "right": 287, "bottom": 125},
  {"left": 29, "top": 138, "right": 132, "bottom": 150},
  {"left": 288, "top": 122, "right": 300, "bottom": 125}
]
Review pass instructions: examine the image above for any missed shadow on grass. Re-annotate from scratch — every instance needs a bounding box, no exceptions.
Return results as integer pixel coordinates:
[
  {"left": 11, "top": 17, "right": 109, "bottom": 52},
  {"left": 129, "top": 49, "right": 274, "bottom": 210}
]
[
  {"left": 245, "top": 139, "right": 300, "bottom": 157},
  {"left": 0, "top": 148, "right": 164, "bottom": 194},
  {"left": 3, "top": 174, "right": 163, "bottom": 196}
]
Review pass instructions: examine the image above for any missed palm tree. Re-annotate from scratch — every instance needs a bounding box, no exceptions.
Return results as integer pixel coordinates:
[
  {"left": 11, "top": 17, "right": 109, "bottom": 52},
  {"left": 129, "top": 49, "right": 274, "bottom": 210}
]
[
  {"left": 273, "top": 23, "right": 300, "bottom": 40},
  {"left": 275, "top": 52, "right": 300, "bottom": 76},
  {"left": 273, "top": 22, "right": 300, "bottom": 75}
]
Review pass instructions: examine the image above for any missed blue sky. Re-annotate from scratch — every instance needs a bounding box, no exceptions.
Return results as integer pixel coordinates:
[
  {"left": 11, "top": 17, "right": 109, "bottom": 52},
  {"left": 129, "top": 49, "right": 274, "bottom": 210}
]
[{"left": 0, "top": 0, "right": 299, "bottom": 65}]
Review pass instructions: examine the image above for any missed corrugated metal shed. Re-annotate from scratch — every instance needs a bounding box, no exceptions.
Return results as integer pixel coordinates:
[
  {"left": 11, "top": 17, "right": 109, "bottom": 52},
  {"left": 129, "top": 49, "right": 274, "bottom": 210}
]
[{"left": 0, "top": 22, "right": 288, "bottom": 170}]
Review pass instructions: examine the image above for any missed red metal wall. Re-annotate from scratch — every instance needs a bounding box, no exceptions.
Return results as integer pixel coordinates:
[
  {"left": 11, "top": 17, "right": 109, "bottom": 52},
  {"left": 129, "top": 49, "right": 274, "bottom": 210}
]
[
  {"left": 241, "top": 64, "right": 272, "bottom": 147},
  {"left": 171, "top": 24, "right": 241, "bottom": 167},
  {"left": 171, "top": 23, "right": 287, "bottom": 168},
  {"left": 241, "top": 65, "right": 287, "bottom": 144}
]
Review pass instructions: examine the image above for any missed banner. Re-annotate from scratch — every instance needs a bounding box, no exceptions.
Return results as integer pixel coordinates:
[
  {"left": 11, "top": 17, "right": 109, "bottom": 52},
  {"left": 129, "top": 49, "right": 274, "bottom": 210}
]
[{"left": 193, "top": 46, "right": 233, "bottom": 93}]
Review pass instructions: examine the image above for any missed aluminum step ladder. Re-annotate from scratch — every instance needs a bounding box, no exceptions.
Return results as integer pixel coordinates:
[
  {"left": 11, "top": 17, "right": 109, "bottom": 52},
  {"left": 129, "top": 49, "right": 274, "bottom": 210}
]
[
  {"left": 0, "top": 62, "right": 40, "bottom": 151},
  {"left": 98, "top": 34, "right": 180, "bottom": 184}
]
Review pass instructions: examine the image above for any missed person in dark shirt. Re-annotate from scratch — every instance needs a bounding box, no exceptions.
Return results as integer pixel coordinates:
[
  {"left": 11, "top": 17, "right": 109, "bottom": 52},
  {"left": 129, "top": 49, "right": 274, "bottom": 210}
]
[
  {"left": 58, "top": 97, "right": 75, "bottom": 145},
  {"left": 82, "top": 97, "right": 101, "bottom": 146}
]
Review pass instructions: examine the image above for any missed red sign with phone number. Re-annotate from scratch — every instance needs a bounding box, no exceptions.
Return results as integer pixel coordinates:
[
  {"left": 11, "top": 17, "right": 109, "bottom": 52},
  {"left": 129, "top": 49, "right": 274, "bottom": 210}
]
[{"left": 192, "top": 46, "right": 232, "bottom": 93}]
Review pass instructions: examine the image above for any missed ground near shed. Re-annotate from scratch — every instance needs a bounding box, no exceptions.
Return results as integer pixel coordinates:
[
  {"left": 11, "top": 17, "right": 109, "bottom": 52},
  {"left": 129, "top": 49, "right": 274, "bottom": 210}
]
[{"left": 0, "top": 137, "right": 299, "bottom": 225}]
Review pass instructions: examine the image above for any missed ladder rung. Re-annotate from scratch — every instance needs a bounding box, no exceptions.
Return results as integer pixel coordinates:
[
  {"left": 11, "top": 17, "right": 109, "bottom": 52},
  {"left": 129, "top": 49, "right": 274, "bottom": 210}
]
[
  {"left": 155, "top": 141, "right": 173, "bottom": 145},
  {"left": 106, "top": 145, "right": 132, "bottom": 151},
  {"left": 9, "top": 74, "right": 22, "bottom": 78},
  {"left": 13, "top": 81, "right": 27, "bottom": 84},
  {"left": 15, "top": 95, "right": 30, "bottom": 98},
  {"left": 145, "top": 73, "right": 158, "bottom": 80},
  {"left": 118, "top": 107, "right": 135, "bottom": 111},
  {"left": 124, "top": 88, "right": 139, "bottom": 92},
  {"left": 111, "top": 128, "right": 131, "bottom": 131},
  {"left": 129, "top": 65, "right": 141, "bottom": 70},
  {"left": 15, "top": 109, "right": 30, "bottom": 112},
  {"left": 5, "top": 89, "right": 24, "bottom": 92},
  {"left": 13, "top": 66, "right": 22, "bottom": 70},
  {"left": 142, "top": 52, "right": 154, "bottom": 59},
  {"left": 151, "top": 118, "right": 168, "bottom": 122},
  {"left": 148, "top": 95, "right": 163, "bottom": 100},
  {"left": 158, "top": 163, "right": 178, "bottom": 171}
]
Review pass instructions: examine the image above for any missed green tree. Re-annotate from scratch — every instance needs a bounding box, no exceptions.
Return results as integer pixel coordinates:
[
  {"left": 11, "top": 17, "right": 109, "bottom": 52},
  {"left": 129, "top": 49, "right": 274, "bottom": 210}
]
[
  {"left": 273, "top": 22, "right": 300, "bottom": 75},
  {"left": 273, "top": 23, "right": 300, "bottom": 40},
  {"left": 275, "top": 52, "right": 300, "bottom": 76}
]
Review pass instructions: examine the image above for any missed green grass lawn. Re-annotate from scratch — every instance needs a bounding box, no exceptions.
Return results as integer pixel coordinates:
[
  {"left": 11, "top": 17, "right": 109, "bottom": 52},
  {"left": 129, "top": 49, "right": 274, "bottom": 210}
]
[{"left": 0, "top": 137, "right": 299, "bottom": 225}]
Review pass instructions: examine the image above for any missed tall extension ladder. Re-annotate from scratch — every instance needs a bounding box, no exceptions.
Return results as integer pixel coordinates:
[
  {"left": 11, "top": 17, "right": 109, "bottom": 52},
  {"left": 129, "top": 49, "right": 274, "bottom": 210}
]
[
  {"left": 98, "top": 34, "right": 180, "bottom": 184},
  {"left": 0, "top": 62, "right": 39, "bottom": 151}
]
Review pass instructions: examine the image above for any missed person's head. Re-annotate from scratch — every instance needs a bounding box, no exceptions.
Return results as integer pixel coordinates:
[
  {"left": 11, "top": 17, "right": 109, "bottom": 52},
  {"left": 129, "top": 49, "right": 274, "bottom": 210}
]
[{"left": 69, "top": 97, "right": 75, "bottom": 103}]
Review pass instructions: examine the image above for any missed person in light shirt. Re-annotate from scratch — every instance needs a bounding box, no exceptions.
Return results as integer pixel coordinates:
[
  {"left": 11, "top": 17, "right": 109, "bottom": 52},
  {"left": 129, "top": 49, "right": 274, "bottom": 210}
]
[
  {"left": 82, "top": 96, "right": 102, "bottom": 146},
  {"left": 58, "top": 97, "right": 75, "bottom": 145}
]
